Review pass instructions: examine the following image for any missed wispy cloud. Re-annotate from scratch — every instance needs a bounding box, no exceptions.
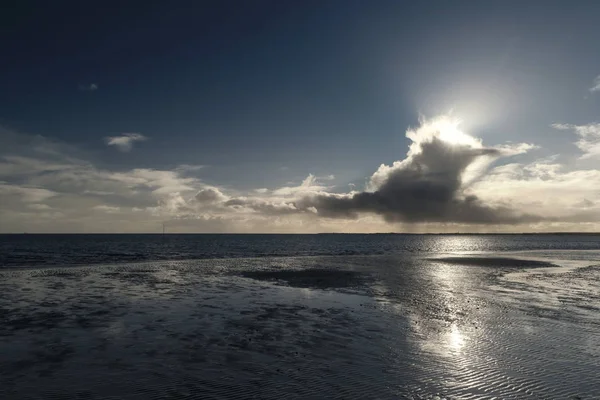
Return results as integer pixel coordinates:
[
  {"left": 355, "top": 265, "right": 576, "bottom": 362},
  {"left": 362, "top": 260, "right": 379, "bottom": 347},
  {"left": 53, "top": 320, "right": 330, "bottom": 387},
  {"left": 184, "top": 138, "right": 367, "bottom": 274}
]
[
  {"left": 78, "top": 83, "right": 98, "bottom": 92},
  {"left": 105, "top": 133, "right": 147, "bottom": 152},
  {"left": 589, "top": 75, "right": 600, "bottom": 93},
  {"left": 83, "top": 190, "right": 114, "bottom": 196},
  {"left": 0, "top": 182, "right": 57, "bottom": 203},
  {"left": 552, "top": 123, "right": 600, "bottom": 159},
  {"left": 28, "top": 203, "right": 52, "bottom": 210},
  {"left": 272, "top": 174, "right": 329, "bottom": 196},
  {"left": 93, "top": 205, "right": 120, "bottom": 213},
  {"left": 175, "top": 164, "right": 205, "bottom": 173}
]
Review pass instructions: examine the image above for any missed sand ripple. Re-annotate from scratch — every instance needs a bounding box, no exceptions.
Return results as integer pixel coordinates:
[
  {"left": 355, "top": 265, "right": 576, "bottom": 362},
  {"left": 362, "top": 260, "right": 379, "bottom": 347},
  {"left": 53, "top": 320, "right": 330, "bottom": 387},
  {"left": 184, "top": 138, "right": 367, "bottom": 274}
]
[{"left": 0, "top": 254, "right": 598, "bottom": 399}]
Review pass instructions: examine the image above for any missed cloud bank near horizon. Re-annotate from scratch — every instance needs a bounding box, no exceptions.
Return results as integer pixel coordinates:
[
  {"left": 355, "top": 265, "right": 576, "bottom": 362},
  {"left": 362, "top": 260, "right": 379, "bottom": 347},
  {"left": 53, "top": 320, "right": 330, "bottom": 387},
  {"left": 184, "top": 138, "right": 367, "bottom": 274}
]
[{"left": 1, "top": 116, "right": 600, "bottom": 233}]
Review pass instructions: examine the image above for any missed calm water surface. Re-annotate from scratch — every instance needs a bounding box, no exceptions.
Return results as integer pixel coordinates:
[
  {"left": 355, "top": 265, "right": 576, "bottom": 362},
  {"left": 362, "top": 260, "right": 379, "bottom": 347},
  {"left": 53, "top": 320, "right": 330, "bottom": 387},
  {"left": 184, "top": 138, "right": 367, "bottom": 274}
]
[{"left": 2, "top": 233, "right": 599, "bottom": 268}]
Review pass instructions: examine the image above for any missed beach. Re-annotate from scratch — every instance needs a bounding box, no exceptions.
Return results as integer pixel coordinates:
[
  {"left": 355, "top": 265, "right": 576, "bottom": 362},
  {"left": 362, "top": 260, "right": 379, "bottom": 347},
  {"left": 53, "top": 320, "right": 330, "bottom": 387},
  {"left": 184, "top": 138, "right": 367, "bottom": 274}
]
[
  {"left": 1, "top": 243, "right": 599, "bottom": 399},
  {"left": 4, "top": 1, "right": 600, "bottom": 397}
]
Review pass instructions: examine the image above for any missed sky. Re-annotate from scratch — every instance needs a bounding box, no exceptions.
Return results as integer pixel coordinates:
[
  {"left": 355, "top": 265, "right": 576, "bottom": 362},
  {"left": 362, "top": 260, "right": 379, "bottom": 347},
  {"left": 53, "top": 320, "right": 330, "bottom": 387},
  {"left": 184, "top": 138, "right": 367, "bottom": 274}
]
[{"left": 1, "top": 0, "right": 600, "bottom": 233}]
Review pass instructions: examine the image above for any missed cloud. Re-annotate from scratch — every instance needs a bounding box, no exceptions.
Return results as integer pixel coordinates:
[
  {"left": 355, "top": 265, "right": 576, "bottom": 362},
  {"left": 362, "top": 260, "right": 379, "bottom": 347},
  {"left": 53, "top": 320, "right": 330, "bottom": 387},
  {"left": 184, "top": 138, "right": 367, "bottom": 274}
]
[
  {"left": 2, "top": 116, "right": 600, "bottom": 233},
  {"left": 83, "top": 190, "right": 114, "bottom": 196},
  {"left": 79, "top": 83, "right": 98, "bottom": 91},
  {"left": 194, "top": 187, "right": 228, "bottom": 204},
  {"left": 109, "top": 168, "right": 197, "bottom": 195},
  {"left": 294, "top": 116, "right": 539, "bottom": 224},
  {"left": 590, "top": 75, "right": 600, "bottom": 93},
  {"left": 575, "top": 198, "right": 596, "bottom": 209},
  {"left": 0, "top": 182, "right": 57, "bottom": 203},
  {"left": 28, "top": 203, "right": 52, "bottom": 210},
  {"left": 224, "top": 197, "right": 301, "bottom": 215},
  {"left": 472, "top": 157, "right": 600, "bottom": 223},
  {"left": 272, "top": 174, "right": 329, "bottom": 196},
  {"left": 552, "top": 123, "right": 600, "bottom": 159},
  {"left": 105, "top": 133, "right": 147, "bottom": 152},
  {"left": 0, "top": 129, "right": 217, "bottom": 231},
  {"left": 93, "top": 205, "right": 120, "bottom": 213},
  {"left": 175, "top": 164, "right": 205, "bottom": 173}
]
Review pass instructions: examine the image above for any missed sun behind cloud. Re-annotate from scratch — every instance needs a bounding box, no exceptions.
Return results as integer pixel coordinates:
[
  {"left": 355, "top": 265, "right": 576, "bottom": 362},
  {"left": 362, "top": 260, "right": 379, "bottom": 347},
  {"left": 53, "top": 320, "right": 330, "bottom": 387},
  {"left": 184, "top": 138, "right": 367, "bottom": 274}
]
[{"left": 408, "top": 116, "right": 482, "bottom": 150}]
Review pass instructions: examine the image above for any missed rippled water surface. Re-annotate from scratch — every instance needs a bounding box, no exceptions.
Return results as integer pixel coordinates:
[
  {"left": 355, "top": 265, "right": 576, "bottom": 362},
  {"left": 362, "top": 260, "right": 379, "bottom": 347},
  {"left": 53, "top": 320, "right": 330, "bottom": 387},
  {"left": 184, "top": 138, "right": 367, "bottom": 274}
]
[{"left": 0, "top": 235, "right": 599, "bottom": 399}]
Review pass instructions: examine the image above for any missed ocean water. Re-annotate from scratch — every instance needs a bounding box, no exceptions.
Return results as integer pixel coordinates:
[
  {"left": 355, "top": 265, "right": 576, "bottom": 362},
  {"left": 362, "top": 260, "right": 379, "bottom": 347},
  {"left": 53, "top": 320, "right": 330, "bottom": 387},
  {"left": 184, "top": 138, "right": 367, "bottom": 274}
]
[
  {"left": 1, "top": 234, "right": 599, "bottom": 399},
  {"left": 2, "top": 233, "right": 600, "bottom": 268}
]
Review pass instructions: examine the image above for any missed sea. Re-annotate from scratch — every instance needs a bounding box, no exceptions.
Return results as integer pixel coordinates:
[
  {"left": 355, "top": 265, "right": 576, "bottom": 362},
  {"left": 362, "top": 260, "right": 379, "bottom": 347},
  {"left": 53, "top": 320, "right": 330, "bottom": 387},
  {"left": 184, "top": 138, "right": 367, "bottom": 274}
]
[
  {"left": 3, "top": 233, "right": 600, "bottom": 269},
  {"left": 1, "top": 234, "right": 599, "bottom": 399}
]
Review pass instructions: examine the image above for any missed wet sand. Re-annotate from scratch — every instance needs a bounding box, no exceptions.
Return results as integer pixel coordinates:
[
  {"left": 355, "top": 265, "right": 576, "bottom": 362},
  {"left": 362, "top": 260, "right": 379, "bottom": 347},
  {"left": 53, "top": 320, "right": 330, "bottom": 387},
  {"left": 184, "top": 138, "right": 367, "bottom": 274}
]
[{"left": 1, "top": 254, "right": 599, "bottom": 399}]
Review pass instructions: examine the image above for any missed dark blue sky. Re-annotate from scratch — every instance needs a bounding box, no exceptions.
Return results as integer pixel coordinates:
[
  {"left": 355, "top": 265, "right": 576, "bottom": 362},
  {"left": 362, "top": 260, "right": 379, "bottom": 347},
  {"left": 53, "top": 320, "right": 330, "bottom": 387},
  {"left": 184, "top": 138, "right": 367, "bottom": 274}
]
[{"left": 2, "top": 0, "right": 600, "bottom": 190}]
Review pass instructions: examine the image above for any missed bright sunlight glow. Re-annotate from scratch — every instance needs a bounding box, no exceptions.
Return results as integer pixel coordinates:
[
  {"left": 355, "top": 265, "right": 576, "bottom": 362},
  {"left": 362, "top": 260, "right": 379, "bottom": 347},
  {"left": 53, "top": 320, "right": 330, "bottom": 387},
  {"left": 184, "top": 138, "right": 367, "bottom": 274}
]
[{"left": 435, "top": 118, "right": 480, "bottom": 147}]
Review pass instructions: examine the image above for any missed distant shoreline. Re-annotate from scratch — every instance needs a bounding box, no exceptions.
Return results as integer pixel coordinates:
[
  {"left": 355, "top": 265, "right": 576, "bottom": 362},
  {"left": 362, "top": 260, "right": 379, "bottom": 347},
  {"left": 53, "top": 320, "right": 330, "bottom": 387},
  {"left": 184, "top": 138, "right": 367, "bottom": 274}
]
[{"left": 2, "top": 232, "right": 600, "bottom": 236}]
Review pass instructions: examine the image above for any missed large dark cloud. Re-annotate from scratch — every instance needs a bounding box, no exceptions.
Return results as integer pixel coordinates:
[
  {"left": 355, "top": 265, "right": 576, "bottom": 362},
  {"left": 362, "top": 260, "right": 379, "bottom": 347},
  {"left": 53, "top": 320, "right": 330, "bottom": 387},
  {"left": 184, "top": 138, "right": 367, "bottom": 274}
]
[{"left": 296, "top": 135, "right": 540, "bottom": 224}]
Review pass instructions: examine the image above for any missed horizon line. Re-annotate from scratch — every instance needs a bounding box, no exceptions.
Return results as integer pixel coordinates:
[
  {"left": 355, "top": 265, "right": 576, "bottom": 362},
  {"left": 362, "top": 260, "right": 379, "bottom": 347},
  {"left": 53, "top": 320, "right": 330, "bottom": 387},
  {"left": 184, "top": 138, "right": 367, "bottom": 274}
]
[{"left": 2, "top": 232, "right": 600, "bottom": 235}]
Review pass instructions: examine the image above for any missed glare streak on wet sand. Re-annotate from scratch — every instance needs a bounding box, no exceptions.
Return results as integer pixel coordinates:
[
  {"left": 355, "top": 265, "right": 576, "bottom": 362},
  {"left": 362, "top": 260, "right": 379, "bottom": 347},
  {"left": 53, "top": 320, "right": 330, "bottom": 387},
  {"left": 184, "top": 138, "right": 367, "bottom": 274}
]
[{"left": 0, "top": 254, "right": 599, "bottom": 399}]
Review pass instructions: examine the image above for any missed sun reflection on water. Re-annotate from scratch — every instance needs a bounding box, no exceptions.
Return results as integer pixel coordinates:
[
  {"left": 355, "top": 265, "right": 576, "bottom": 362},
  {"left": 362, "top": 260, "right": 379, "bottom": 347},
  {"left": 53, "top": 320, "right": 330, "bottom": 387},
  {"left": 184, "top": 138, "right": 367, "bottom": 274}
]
[
  {"left": 422, "top": 255, "right": 473, "bottom": 358},
  {"left": 448, "top": 323, "right": 465, "bottom": 352}
]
